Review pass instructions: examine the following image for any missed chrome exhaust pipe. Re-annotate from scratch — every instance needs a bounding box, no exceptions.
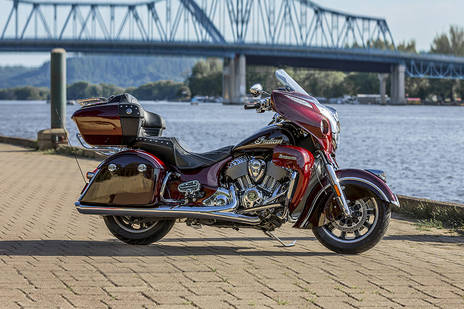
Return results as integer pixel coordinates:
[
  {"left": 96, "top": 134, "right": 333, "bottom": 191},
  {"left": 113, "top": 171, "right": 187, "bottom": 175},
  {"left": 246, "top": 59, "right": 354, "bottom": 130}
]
[
  {"left": 75, "top": 203, "right": 260, "bottom": 224},
  {"left": 74, "top": 185, "right": 260, "bottom": 225}
]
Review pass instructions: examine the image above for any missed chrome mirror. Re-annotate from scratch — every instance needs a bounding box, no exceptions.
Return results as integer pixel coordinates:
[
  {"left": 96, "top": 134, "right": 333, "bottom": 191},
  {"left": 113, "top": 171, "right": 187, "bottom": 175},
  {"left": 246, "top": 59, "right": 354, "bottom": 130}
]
[{"left": 250, "top": 83, "right": 263, "bottom": 97}]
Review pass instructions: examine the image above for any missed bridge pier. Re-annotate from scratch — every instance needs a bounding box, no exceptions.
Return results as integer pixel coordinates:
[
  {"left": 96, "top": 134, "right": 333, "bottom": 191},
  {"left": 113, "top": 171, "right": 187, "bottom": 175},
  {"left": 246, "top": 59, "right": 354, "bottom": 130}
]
[
  {"left": 378, "top": 74, "right": 387, "bottom": 104},
  {"left": 391, "top": 64, "right": 406, "bottom": 104},
  {"left": 223, "top": 54, "right": 246, "bottom": 104}
]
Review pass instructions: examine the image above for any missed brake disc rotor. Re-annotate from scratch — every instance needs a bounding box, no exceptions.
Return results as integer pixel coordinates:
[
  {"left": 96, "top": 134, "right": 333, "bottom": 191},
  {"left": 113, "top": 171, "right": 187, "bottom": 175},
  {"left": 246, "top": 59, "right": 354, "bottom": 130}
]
[{"left": 331, "top": 200, "right": 368, "bottom": 233}]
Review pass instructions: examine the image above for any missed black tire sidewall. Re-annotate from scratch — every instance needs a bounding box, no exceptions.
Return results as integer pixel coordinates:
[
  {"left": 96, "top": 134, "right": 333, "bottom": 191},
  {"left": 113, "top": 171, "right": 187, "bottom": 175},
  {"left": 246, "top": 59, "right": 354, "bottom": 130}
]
[
  {"left": 104, "top": 216, "right": 175, "bottom": 245},
  {"left": 312, "top": 199, "right": 391, "bottom": 254}
]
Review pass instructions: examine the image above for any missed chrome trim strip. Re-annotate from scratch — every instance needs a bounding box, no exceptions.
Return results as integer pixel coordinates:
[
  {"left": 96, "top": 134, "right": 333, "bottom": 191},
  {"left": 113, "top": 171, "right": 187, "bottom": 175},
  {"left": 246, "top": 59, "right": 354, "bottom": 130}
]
[
  {"left": 300, "top": 183, "right": 331, "bottom": 228},
  {"left": 285, "top": 171, "right": 298, "bottom": 207},
  {"left": 159, "top": 171, "right": 179, "bottom": 203},
  {"left": 239, "top": 203, "right": 281, "bottom": 214},
  {"left": 76, "top": 133, "right": 123, "bottom": 156}
]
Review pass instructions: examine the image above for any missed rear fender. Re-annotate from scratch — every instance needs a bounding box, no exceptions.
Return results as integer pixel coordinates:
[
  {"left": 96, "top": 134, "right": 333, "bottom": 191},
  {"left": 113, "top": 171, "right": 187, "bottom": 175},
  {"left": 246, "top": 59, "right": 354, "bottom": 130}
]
[{"left": 294, "top": 168, "right": 399, "bottom": 228}]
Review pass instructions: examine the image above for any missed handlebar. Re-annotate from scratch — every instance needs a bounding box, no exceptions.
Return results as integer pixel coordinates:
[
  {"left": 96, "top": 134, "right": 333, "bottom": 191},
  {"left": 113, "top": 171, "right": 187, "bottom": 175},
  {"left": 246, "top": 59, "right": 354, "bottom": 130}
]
[
  {"left": 243, "top": 98, "right": 272, "bottom": 113},
  {"left": 244, "top": 103, "right": 259, "bottom": 110}
]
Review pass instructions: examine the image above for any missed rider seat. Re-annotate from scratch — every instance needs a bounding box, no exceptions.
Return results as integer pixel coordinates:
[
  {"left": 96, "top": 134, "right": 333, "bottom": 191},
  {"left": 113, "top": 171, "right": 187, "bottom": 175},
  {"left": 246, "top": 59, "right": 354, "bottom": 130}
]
[{"left": 134, "top": 137, "right": 233, "bottom": 170}]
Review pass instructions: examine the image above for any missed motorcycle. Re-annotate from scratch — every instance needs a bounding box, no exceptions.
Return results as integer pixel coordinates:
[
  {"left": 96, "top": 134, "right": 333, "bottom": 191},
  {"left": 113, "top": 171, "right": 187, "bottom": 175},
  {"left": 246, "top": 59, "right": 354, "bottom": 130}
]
[{"left": 72, "top": 69, "right": 399, "bottom": 254}]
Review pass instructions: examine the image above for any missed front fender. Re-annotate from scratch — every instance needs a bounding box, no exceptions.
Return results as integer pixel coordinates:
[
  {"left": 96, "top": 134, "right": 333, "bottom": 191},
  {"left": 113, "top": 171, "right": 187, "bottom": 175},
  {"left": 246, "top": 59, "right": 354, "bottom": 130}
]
[
  {"left": 293, "top": 168, "right": 399, "bottom": 228},
  {"left": 337, "top": 169, "right": 399, "bottom": 207}
]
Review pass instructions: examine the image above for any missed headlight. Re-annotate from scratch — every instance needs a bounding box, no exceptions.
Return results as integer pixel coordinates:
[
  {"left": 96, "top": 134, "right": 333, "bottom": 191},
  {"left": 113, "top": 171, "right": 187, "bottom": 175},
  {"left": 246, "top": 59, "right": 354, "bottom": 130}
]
[{"left": 314, "top": 103, "right": 341, "bottom": 150}]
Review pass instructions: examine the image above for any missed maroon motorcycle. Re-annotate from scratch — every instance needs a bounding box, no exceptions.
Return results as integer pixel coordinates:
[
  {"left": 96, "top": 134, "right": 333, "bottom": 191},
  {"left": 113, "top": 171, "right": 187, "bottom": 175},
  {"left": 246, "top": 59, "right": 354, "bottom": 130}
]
[{"left": 72, "top": 70, "right": 399, "bottom": 254}]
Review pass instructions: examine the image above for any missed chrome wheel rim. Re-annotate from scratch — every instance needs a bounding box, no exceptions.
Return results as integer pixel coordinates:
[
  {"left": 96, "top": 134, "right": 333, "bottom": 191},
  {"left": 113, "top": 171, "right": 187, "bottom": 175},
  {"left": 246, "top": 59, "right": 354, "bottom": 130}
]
[
  {"left": 113, "top": 216, "right": 159, "bottom": 233},
  {"left": 322, "top": 197, "right": 379, "bottom": 243}
]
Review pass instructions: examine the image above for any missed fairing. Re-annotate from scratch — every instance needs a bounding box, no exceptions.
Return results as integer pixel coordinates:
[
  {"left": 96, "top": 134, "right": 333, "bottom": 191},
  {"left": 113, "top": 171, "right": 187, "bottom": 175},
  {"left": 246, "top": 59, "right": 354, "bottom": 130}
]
[{"left": 271, "top": 90, "right": 334, "bottom": 153}]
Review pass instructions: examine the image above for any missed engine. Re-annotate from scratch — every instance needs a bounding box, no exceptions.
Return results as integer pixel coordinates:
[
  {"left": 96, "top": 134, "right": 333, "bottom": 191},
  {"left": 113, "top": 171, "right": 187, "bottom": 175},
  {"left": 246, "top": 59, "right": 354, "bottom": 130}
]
[{"left": 224, "top": 156, "right": 290, "bottom": 210}]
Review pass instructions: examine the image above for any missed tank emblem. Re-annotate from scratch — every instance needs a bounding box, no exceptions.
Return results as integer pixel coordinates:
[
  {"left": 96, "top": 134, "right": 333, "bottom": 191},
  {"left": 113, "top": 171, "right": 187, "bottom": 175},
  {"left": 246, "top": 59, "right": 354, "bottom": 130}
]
[
  {"left": 254, "top": 136, "right": 283, "bottom": 145},
  {"left": 278, "top": 154, "right": 296, "bottom": 161}
]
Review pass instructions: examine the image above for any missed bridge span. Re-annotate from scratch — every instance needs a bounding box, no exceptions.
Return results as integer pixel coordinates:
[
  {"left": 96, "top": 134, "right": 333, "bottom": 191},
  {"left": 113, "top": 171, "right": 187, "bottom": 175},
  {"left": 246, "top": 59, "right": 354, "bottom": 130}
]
[{"left": 1, "top": 0, "right": 464, "bottom": 104}]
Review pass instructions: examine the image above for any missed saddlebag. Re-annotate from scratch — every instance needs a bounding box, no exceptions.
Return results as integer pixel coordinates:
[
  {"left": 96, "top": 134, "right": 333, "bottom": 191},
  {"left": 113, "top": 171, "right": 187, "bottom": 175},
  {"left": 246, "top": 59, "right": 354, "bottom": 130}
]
[
  {"left": 79, "top": 150, "right": 165, "bottom": 206},
  {"left": 72, "top": 93, "right": 165, "bottom": 146}
]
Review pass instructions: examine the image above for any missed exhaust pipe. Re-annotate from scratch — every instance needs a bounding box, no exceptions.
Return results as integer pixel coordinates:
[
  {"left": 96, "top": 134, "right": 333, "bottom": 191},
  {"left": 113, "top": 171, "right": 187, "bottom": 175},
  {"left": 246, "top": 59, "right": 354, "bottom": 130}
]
[
  {"left": 75, "top": 202, "right": 260, "bottom": 224},
  {"left": 74, "top": 186, "right": 260, "bottom": 225}
]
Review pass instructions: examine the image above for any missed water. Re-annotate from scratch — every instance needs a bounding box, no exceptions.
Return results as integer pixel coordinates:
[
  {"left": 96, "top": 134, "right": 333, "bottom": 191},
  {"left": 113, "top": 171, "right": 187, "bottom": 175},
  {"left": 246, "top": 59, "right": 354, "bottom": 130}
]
[{"left": 1, "top": 100, "right": 463, "bottom": 203}]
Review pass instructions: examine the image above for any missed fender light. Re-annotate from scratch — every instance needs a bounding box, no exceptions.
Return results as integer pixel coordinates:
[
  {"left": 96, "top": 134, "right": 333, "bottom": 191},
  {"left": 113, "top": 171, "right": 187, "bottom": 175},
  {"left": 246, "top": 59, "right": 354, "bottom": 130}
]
[{"left": 86, "top": 168, "right": 98, "bottom": 180}]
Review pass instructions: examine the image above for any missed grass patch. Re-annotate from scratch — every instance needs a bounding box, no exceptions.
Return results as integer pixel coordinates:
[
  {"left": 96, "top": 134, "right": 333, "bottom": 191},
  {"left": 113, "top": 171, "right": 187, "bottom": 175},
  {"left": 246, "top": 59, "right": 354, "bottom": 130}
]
[{"left": 395, "top": 196, "right": 464, "bottom": 234}]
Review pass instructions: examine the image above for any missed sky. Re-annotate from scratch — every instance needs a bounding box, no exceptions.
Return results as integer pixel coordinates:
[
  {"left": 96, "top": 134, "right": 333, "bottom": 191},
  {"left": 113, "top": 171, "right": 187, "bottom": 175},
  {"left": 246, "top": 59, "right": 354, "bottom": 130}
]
[{"left": 0, "top": 0, "right": 462, "bottom": 67}]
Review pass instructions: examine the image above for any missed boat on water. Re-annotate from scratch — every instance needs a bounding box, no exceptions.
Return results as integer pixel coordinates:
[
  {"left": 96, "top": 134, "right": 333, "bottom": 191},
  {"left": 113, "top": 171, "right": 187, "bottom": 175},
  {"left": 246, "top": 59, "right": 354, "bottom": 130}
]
[{"left": 190, "top": 96, "right": 223, "bottom": 105}]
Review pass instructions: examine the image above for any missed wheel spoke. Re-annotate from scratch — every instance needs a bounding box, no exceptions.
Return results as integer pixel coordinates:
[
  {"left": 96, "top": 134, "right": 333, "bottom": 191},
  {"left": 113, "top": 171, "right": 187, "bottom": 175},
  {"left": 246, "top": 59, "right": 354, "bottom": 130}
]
[
  {"left": 326, "top": 223, "right": 335, "bottom": 231},
  {"left": 363, "top": 221, "right": 372, "bottom": 229},
  {"left": 340, "top": 231, "right": 347, "bottom": 239},
  {"left": 354, "top": 230, "right": 360, "bottom": 238}
]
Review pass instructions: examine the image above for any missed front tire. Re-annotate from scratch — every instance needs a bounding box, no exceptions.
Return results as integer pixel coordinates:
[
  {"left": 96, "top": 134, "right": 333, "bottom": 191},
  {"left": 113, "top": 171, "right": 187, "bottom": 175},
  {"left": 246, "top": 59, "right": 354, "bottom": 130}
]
[
  {"left": 104, "top": 216, "right": 175, "bottom": 245},
  {"left": 312, "top": 196, "right": 391, "bottom": 254}
]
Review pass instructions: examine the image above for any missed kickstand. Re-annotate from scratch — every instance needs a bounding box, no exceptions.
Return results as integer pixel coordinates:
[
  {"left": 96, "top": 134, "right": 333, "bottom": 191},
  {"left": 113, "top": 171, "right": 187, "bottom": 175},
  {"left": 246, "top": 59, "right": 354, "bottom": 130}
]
[{"left": 264, "top": 231, "right": 296, "bottom": 247}]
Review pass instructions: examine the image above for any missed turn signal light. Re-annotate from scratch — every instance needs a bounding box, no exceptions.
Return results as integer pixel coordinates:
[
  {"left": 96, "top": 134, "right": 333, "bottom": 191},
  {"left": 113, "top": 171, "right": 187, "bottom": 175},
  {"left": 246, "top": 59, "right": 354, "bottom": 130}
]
[{"left": 333, "top": 185, "right": 342, "bottom": 197}]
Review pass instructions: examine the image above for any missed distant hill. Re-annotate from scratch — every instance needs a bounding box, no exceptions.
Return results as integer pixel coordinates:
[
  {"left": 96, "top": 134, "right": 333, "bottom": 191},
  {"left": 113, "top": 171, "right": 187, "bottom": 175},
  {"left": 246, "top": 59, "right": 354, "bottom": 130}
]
[{"left": 0, "top": 55, "right": 197, "bottom": 88}]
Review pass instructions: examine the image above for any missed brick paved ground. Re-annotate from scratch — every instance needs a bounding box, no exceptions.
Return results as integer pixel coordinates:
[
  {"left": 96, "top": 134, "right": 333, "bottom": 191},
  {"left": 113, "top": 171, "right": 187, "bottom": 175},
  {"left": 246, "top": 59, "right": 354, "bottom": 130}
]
[{"left": 0, "top": 143, "right": 463, "bottom": 309}]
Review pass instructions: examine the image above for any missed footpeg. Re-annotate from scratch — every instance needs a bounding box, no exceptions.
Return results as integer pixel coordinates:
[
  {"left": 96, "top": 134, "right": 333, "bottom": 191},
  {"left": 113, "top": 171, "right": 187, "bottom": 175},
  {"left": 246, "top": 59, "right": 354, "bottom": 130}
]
[{"left": 264, "top": 231, "right": 296, "bottom": 247}]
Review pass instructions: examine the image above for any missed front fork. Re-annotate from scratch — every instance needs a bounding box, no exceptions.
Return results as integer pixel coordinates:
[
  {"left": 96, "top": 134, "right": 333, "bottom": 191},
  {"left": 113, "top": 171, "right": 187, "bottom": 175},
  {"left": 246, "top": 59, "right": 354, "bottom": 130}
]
[{"left": 324, "top": 160, "right": 352, "bottom": 217}]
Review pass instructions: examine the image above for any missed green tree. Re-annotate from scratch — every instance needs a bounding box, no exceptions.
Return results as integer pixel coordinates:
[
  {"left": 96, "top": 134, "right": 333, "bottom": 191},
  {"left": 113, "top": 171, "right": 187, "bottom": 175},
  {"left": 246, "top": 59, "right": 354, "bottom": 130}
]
[
  {"left": 187, "top": 59, "right": 222, "bottom": 96},
  {"left": 428, "top": 26, "right": 464, "bottom": 101}
]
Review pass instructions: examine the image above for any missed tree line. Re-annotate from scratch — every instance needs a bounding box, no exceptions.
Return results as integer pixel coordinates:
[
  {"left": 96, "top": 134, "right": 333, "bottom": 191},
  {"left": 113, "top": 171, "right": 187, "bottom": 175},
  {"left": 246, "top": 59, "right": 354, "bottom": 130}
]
[
  {"left": 1, "top": 26, "right": 463, "bottom": 101},
  {"left": 0, "top": 80, "right": 190, "bottom": 101}
]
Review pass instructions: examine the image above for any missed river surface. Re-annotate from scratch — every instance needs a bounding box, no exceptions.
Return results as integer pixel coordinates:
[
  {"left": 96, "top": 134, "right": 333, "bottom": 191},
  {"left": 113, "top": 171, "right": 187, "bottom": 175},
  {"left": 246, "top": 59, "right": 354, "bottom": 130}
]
[{"left": 1, "top": 100, "right": 463, "bottom": 203}]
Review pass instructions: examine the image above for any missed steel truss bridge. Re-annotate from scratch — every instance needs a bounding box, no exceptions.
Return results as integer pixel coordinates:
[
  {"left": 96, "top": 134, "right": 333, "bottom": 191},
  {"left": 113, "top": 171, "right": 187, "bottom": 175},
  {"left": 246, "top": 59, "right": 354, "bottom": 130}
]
[{"left": 0, "top": 0, "right": 464, "bottom": 80}]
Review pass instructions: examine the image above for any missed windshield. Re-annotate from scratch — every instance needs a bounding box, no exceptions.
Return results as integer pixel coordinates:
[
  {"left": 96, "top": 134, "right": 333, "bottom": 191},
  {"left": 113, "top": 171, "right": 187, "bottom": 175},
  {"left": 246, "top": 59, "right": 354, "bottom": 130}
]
[
  {"left": 275, "top": 69, "right": 309, "bottom": 96},
  {"left": 275, "top": 69, "right": 340, "bottom": 136}
]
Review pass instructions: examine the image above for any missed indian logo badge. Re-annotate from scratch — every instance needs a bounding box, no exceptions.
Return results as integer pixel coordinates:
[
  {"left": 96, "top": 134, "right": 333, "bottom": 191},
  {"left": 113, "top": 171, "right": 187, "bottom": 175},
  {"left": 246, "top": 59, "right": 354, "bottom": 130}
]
[{"left": 254, "top": 136, "right": 283, "bottom": 145}]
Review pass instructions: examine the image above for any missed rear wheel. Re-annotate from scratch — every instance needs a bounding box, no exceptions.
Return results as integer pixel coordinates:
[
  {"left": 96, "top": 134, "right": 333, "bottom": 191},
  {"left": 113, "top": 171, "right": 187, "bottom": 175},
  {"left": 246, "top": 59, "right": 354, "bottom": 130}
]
[
  {"left": 104, "top": 216, "right": 175, "bottom": 245},
  {"left": 312, "top": 194, "right": 390, "bottom": 254}
]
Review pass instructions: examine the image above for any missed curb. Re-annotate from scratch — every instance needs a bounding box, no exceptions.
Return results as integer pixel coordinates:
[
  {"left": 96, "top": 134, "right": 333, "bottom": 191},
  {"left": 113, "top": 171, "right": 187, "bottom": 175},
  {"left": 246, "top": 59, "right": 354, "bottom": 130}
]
[
  {"left": 0, "top": 135, "right": 106, "bottom": 160},
  {"left": 396, "top": 195, "right": 464, "bottom": 229},
  {"left": 0, "top": 135, "right": 38, "bottom": 149}
]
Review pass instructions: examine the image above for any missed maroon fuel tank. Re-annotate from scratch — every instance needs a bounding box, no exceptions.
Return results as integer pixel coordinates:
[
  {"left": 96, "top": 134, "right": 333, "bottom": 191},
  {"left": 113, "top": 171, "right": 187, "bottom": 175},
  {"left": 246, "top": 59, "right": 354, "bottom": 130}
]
[
  {"left": 79, "top": 150, "right": 165, "bottom": 206},
  {"left": 232, "top": 125, "right": 294, "bottom": 152}
]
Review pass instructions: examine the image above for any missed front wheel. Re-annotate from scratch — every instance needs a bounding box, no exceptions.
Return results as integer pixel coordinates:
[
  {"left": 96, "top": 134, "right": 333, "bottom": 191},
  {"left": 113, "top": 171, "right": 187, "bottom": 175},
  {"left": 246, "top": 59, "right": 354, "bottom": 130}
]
[
  {"left": 312, "top": 195, "right": 391, "bottom": 254},
  {"left": 104, "top": 216, "right": 175, "bottom": 245}
]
